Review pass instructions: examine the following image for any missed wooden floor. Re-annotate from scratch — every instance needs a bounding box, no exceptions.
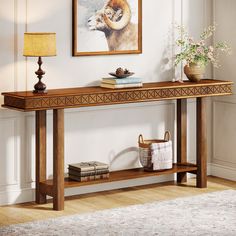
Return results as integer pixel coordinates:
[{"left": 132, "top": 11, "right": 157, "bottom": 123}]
[{"left": 0, "top": 176, "right": 235, "bottom": 227}]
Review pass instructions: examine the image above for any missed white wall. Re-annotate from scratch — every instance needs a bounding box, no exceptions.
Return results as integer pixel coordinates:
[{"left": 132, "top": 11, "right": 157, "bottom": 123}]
[
  {"left": 0, "top": 0, "right": 213, "bottom": 206},
  {"left": 211, "top": 0, "right": 236, "bottom": 181}
]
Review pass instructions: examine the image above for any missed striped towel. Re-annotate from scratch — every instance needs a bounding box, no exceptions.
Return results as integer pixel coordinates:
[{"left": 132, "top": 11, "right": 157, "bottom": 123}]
[{"left": 150, "top": 141, "right": 173, "bottom": 170}]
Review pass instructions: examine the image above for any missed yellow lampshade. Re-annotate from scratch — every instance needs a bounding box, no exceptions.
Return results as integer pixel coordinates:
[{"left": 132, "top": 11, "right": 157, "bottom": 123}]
[{"left": 23, "top": 33, "right": 56, "bottom": 57}]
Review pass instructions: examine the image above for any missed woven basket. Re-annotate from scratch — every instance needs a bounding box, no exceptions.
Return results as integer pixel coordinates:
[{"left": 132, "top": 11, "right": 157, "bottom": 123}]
[{"left": 138, "top": 131, "right": 172, "bottom": 171}]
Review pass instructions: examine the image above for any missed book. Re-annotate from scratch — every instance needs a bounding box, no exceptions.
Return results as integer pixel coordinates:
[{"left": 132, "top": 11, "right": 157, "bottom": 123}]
[
  {"left": 68, "top": 161, "right": 109, "bottom": 172},
  {"left": 100, "top": 82, "right": 143, "bottom": 89},
  {"left": 102, "top": 77, "right": 142, "bottom": 85},
  {"left": 69, "top": 173, "right": 109, "bottom": 182},
  {"left": 68, "top": 166, "right": 109, "bottom": 174},
  {"left": 68, "top": 168, "right": 109, "bottom": 177}
]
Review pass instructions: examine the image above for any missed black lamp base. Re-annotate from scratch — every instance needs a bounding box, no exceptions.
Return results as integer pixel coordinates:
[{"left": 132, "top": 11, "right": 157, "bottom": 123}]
[
  {"left": 34, "top": 56, "right": 47, "bottom": 94},
  {"left": 33, "top": 80, "right": 47, "bottom": 94}
]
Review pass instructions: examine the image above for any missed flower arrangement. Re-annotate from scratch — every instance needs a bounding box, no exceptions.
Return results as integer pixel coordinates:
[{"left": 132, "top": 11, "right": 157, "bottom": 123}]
[{"left": 175, "top": 25, "right": 231, "bottom": 68}]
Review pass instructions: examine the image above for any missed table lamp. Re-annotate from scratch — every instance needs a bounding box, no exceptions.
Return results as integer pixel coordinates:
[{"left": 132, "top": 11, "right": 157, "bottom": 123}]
[{"left": 23, "top": 33, "right": 56, "bottom": 94}]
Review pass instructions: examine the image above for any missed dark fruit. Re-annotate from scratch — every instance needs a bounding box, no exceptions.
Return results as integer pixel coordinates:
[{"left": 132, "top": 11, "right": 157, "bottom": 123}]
[
  {"left": 116, "top": 67, "right": 124, "bottom": 75},
  {"left": 124, "top": 69, "right": 130, "bottom": 74}
]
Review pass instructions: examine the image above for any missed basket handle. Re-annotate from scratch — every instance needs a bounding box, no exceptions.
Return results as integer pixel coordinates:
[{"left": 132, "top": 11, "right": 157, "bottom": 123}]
[
  {"left": 164, "top": 131, "right": 171, "bottom": 141},
  {"left": 138, "top": 134, "right": 144, "bottom": 143}
]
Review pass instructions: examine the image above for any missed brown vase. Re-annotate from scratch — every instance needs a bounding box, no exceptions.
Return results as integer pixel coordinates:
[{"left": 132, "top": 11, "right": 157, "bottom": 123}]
[{"left": 184, "top": 63, "right": 205, "bottom": 82}]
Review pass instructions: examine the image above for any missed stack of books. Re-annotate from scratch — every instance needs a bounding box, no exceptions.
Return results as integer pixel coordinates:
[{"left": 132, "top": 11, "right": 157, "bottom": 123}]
[
  {"left": 100, "top": 77, "right": 143, "bottom": 89},
  {"left": 68, "top": 161, "right": 109, "bottom": 182}
]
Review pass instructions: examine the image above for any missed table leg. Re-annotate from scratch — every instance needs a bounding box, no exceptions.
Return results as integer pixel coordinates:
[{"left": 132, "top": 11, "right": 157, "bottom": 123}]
[
  {"left": 35, "top": 110, "right": 47, "bottom": 204},
  {"left": 53, "top": 109, "right": 65, "bottom": 210},
  {"left": 177, "top": 99, "right": 187, "bottom": 183},
  {"left": 196, "top": 98, "right": 207, "bottom": 188}
]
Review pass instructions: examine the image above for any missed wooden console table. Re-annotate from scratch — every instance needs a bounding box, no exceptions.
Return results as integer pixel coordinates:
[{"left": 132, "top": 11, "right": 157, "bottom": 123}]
[{"left": 2, "top": 79, "right": 233, "bottom": 211}]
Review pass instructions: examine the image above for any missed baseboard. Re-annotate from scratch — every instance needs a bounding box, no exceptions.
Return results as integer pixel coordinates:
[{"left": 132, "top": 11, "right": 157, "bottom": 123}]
[
  {"left": 209, "top": 163, "right": 236, "bottom": 181},
  {"left": 0, "top": 188, "right": 35, "bottom": 206}
]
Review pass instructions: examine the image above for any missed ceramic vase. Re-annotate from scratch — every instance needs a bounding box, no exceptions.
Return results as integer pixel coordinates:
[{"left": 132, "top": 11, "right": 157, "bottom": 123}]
[{"left": 184, "top": 63, "right": 205, "bottom": 82}]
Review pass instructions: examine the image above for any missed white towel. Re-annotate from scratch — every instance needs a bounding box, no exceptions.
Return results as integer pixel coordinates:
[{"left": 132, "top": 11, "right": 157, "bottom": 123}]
[{"left": 150, "top": 141, "right": 173, "bottom": 170}]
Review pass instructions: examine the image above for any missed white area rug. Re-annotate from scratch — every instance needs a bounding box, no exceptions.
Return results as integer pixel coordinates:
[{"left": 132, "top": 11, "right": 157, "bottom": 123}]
[{"left": 1, "top": 190, "right": 236, "bottom": 236}]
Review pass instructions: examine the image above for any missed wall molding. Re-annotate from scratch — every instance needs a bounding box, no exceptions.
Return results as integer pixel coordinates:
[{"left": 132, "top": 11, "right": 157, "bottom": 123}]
[
  {"left": 212, "top": 100, "right": 236, "bottom": 168},
  {"left": 212, "top": 0, "right": 216, "bottom": 79},
  {"left": 0, "top": 117, "right": 18, "bottom": 188},
  {"left": 210, "top": 163, "right": 236, "bottom": 181},
  {"left": 211, "top": 0, "right": 236, "bottom": 173},
  {"left": 14, "top": 0, "right": 18, "bottom": 91},
  {"left": 213, "top": 95, "right": 236, "bottom": 104},
  {"left": 212, "top": 158, "right": 236, "bottom": 166},
  {"left": 0, "top": 187, "right": 34, "bottom": 206}
]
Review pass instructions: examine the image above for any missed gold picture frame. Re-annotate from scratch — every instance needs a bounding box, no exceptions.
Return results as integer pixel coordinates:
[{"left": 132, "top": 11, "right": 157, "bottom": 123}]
[{"left": 72, "top": 0, "right": 142, "bottom": 56}]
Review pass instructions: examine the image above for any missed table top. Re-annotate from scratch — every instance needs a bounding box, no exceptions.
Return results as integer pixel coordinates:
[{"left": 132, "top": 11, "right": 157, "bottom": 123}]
[{"left": 1, "top": 79, "right": 233, "bottom": 112}]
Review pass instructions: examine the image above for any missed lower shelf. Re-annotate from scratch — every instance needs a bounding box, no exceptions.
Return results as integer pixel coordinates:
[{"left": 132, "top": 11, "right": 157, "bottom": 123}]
[{"left": 42, "top": 163, "right": 197, "bottom": 189}]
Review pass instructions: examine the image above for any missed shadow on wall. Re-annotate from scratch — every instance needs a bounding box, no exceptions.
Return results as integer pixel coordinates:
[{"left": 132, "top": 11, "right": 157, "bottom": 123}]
[
  {"left": 145, "top": 25, "right": 175, "bottom": 82},
  {"left": 109, "top": 147, "right": 140, "bottom": 171},
  {"left": 154, "top": 50, "right": 173, "bottom": 82}
]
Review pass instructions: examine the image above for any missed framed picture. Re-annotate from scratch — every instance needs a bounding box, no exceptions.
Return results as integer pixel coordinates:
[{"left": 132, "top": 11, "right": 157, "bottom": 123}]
[{"left": 73, "top": 0, "right": 142, "bottom": 56}]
